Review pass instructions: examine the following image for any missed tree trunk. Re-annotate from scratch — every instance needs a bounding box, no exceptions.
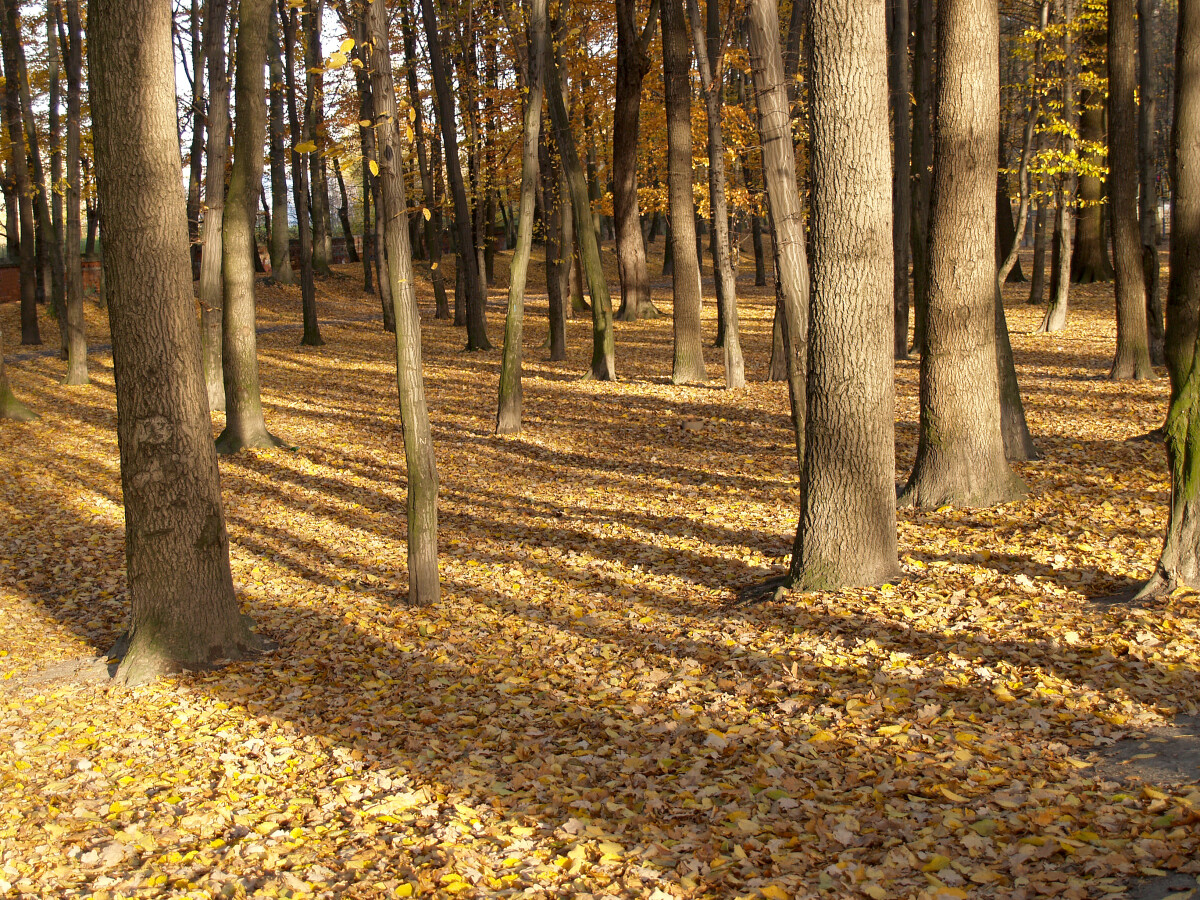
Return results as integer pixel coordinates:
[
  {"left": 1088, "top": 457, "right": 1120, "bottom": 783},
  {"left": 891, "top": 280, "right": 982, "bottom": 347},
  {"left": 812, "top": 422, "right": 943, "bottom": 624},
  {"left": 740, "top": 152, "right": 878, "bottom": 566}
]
[
  {"left": 400, "top": 5, "right": 450, "bottom": 319},
  {"left": 89, "top": 0, "right": 262, "bottom": 683},
  {"left": 613, "top": 0, "right": 659, "bottom": 321},
  {"left": 334, "top": 163, "right": 360, "bottom": 263},
  {"left": 496, "top": 0, "right": 547, "bottom": 434},
  {"left": 61, "top": 0, "right": 87, "bottom": 384},
  {"left": 661, "top": 0, "right": 707, "bottom": 385},
  {"left": 364, "top": 0, "right": 440, "bottom": 606},
  {"left": 900, "top": 0, "right": 1024, "bottom": 509},
  {"left": 1138, "top": 0, "right": 1200, "bottom": 598},
  {"left": 540, "top": 130, "right": 568, "bottom": 360},
  {"left": 0, "top": 317, "right": 35, "bottom": 420},
  {"left": 687, "top": 0, "right": 744, "bottom": 388},
  {"left": 747, "top": 0, "right": 805, "bottom": 442},
  {"left": 48, "top": 0, "right": 63, "bottom": 353},
  {"left": 267, "top": 0, "right": 296, "bottom": 285},
  {"left": 910, "top": 0, "right": 934, "bottom": 355},
  {"left": 1109, "top": 0, "right": 1156, "bottom": 379},
  {"left": 304, "top": 0, "right": 333, "bottom": 276},
  {"left": 1029, "top": 195, "right": 1049, "bottom": 302},
  {"left": 1140, "top": 0, "right": 1165, "bottom": 364},
  {"left": 420, "top": 0, "right": 490, "bottom": 349},
  {"left": 889, "top": 0, "right": 912, "bottom": 358},
  {"left": 282, "top": 1, "right": 324, "bottom": 344},
  {"left": 0, "top": 11, "right": 39, "bottom": 346},
  {"left": 788, "top": 0, "right": 898, "bottom": 590},
  {"left": 1070, "top": 97, "right": 1114, "bottom": 283},
  {"left": 185, "top": 0, "right": 206, "bottom": 267},
  {"left": 215, "top": 0, "right": 282, "bottom": 454},
  {"left": 197, "top": 0, "right": 230, "bottom": 411},
  {"left": 545, "top": 22, "right": 616, "bottom": 380},
  {"left": 1040, "top": 0, "right": 1079, "bottom": 333}
]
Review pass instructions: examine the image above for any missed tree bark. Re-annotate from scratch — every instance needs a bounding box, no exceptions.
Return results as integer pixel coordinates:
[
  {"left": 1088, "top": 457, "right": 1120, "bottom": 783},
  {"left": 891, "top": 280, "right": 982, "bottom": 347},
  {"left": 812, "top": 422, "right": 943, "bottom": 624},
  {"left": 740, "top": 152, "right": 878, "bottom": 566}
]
[
  {"left": 747, "top": 0, "right": 805, "bottom": 449},
  {"left": 910, "top": 0, "right": 934, "bottom": 355},
  {"left": 496, "top": 0, "right": 546, "bottom": 434},
  {"left": 1070, "top": 96, "right": 1115, "bottom": 283},
  {"left": 1140, "top": 0, "right": 1165, "bottom": 364},
  {"left": 0, "top": 10, "right": 38, "bottom": 346},
  {"left": 545, "top": 23, "right": 616, "bottom": 380},
  {"left": 1109, "top": 0, "right": 1156, "bottom": 379},
  {"left": 0, "top": 317, "right": 35, "bottom": 420},
  {"left": 789, "top": 0, "right": 899, "bottom": 590},
  {"left": 89, "top": 0, "right": 262, "bottom": 683},
  {"left": 1040, "top": 0, "right": 1079, "bottom": 333},
  {"left": 900, "top": 0, "right": 1024, "bottom": 508},
  {"left": 1029, "top": 195, "right": 1049, "bottom": 303},
  {"left": 661, "top": 0, "right": 707, "bottom": 385},
  {"left": 540, "top": 130, "right": 567, "bottom": 361},
  {"left": 420, "top": 0, "right": 491, "bottom": 349},
  {"left": 215, "top": 0, "right": 283, "bottom": 454},
  {"left": 304, "top": 0, "right": 334, "bottom": 276},
  {"left": 1138, "top": 0, "right": 1200, "bottom": 598},
  {"left": 60, "top": 0, "right": 87, "bottom": 384},
  {"left": 266, "top": 0, "right": 296, "bottom": 285},
  {"left": 687, "top": 0, "right": 744, "bottom": 388},
  {"left": 889, "top": 0, "right": 912, "bottom": 359},
  {"left": 197, "top": 0, "right": 230, "bottom": 411},
  {"left": 185, "top": 0, "right": 206, "bottom": 266},
  {"left": 364, "top": 0, "right": 440, "bottom": 605},
  {"left": 334, "top": 162, "right": 360, "bottom": 263}
]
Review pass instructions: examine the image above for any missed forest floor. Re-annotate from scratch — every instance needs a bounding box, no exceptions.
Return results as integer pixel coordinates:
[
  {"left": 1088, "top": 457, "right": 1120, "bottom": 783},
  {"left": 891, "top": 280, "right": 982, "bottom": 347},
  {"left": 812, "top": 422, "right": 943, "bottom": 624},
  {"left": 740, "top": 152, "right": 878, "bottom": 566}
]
[{"left": 1, "top": 243, "right": 1198, "bottom": 900}]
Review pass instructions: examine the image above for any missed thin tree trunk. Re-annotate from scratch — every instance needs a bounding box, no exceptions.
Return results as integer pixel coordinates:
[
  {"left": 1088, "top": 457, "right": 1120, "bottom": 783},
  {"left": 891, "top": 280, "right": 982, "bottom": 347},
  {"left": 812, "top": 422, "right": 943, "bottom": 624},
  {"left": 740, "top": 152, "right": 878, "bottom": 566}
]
[
  {"left": 420, "top": 0, "right": 490, "bottom": 349},
  {"left": 687, "top": 0, "right": 743, "bottom": 388},
  {"left": 661, "top": 0, "right": 707, "bottom": 384},
  {"left": 89, "top": 0, "right": 262, "bottom": 683},
  {"left": 1140, "top": 0, "right": 1165, "bottom": 364},
  {"left": 900, "top": 0, "right": 1024, "bottom": 508},
  {"left": 790, "top": 0, "right": 898, "bottom": 590},
  {"left": 60, "top": 0, "right": 86, "bottom": 384},
  {"left": 215, "top": 0, "right": 282, "bottom": 454},
  {"left": 334, "top": 163, "right": 360, "bottom": 263},
  {"left": 198, "top": 0, "right": 230, "bottom": 410},
  {"left": 1109, "top": 0, "right": 1155, "bottom": 379},
  {"left": 304, "top": 0, "right": 333, "bottom": 276},
  {"left": 540, "top": 130, "right": 567, "bottom": 360},
  {"left": 1070, "top": 94, "right": 1114, "bottom": 283},
  {"left": 186, "top": 0, "right": 206, "bottom": 265},
  {"left": 364, "top": 0, "right": 440, "bottom": 606},
  {"left": 496, "top": 0, "right": 547, "bottom": 434},
  {"left": 1040, "top": 0, "right": 1079, "bottom": 333},
  {"left": 1029, "top": 195, "right": 1049, "bottom": 302},
  {"left": 267, "top": 0, "right": 296, "bottom": 284},
  {"left": 0, "top": 13, "right": 38, "bottom": 346},
  {"left": 910, "top": 0, "right": 934, "bottom": 355},
  {"left": 48, "top": 0, "right": 63, "bottom": 353},
  {"left": 889, "top": 0, "right": 912, "bottom": 359}
]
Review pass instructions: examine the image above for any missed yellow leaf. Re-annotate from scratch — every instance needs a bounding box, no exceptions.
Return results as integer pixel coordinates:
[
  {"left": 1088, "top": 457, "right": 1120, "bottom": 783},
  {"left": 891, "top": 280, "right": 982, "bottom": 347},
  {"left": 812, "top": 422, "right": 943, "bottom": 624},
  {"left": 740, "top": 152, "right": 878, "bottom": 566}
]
[
  {"left": 369, "top": 160, "right": 379, "bottom": 176},
  {"left": 327, "top": 51, "right": 348, "bottom": 67},
  {"left": 922, "top": 854, "right": 952, "bottom": 873},
  {"left": 359, "top": 119, "right": 373, "bottom": 128},
  {"left": 395, "top": 886, "right": 414, "bottom": 898},
  {"left": 295, "top": 141, "right": 317, "bottom": 154},
  {"left": 940, "top": 786, "right": 970, "bottom": 803},
  {"left": 339, "top": 37, "right": 355, "bottom": 53},
  {"left": 423, "top": 208, "right": 432, "bottom": 221},
  {"left": 809, "top": 730, "right": 835, "bottom": 743},
  {"left": 760, "top": 886, "right": 790, "bottom": 900}
]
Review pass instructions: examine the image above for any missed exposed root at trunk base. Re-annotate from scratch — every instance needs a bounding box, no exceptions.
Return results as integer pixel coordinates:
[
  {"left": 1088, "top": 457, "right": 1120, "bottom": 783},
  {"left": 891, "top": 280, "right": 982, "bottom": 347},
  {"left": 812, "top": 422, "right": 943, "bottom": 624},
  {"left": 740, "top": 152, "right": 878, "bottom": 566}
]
[
  {"left": 215, "top": 427, "right": 287, "bottom": 455},
  {"left": 110, "top": 618, "right": 275, "bottom": 687}
]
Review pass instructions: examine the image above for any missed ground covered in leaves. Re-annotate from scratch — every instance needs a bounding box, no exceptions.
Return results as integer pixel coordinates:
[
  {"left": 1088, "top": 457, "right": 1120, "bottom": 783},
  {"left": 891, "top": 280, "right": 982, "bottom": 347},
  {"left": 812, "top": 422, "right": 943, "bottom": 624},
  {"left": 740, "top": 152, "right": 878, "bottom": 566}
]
[{"left": 1, "top": 248, "right": 1198, "bottom": 899}]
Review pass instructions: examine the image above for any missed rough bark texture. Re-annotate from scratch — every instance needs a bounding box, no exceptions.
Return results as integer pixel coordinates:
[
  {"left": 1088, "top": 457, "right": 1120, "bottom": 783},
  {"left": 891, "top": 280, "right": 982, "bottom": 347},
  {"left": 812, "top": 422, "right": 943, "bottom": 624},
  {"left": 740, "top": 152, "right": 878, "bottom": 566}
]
[
  {"left": 266, "top": 0, "right": 296, "bottom": 286},
  {"left": 789, "top": 0, "right": 899, "bottom": 590},
  {"left": 546, "top": 37, "right": 616, "bottom": 381},
  {"left": 1071, "top": 98, "right": 1115, "bottom": 283},
  {"left": 540, "top": 131, "right": 568, "bottom": 361},
  {"left": 1109, "top": 0, "right": 1156, "bottom": 379},
  {"left": 747, "top": 0, "right": 805, "bottom": 456},
  {"left": 0, "top": 12, "right": 38, "bottom": 347},
  {"left": 613, "top": 0, "right": 659, "bottom": 321},
  {"left": 661, "top": 0, "right": 707, "bottom": 385},
  {"left": 1140, "top": 0, "right": 1200, "bottom": 598},
  {"left": 364, "top": 0, "right": 441, "bottom": 606},
  {"left": 889, "top": 0, "right": 912, "bottom": 358},
  {"left": 1040, "top": 0, "right": 1079, "bottom": 334},
  {"left": 61, "top": 0, "right": 87, "bottom": 384},
  {"left": 0, "top": 318, "right": 34, "bottom": 420},
  {"left": 900, "top": 0, "right": 1024, "bottom": 509},
  {"left": 198, "top": 0, "right": 230, "bottom": 412},
  {"left": 89, "top": 0, "right": 262, "bottom": 683},
  {"left": 1140, "top": 0, "right": 1165, "bottom": 364},
  {"left": 420, "top": 0, "right": 490, "bottom": 350},
  {"left": 496, "top": 0, "right": 546, "bottom": 435},
  {"left": 215, "top": 0, "right": 282, "bottom": 455},
  {"left": 687, "top": 0, "right": 743, "bottom": 388},
  {"left": 910, "top": 0, "right": 934, "bottom": 355},
  {"left": 1029, "top": 196, "right": 1049, "bottom": 303},
  {"left": 304, "top": 0, "right": 334, "bottom": 276}
]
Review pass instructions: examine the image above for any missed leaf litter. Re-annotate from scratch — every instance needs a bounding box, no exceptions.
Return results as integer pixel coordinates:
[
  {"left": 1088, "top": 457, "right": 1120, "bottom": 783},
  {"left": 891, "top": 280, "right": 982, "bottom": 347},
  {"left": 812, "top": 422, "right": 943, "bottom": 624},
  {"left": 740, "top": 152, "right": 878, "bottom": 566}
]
[{"left": 0, "top": 257, "right": 1198, "bottom": 899}]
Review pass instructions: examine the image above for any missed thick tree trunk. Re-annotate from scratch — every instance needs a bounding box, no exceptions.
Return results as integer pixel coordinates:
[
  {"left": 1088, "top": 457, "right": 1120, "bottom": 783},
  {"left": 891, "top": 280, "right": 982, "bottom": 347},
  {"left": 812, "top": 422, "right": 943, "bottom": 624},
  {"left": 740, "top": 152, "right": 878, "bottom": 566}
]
[
  {"left": 900, "top": 0, "right": 1024, "bottom": 509},
  {"left": 215, "top": 0, "right": 282, "bottom": 455},
  {"left": 304, "top": 0, "right": 333, "bottom": 276},
  {"left": 364, "top": 0, "right": 440, "bottom": 606},
  {"left": 61, "top": 0, "right": 87, "bottom": 384},
  {"left": 266, "top": 1, "right": 296, "bottom": 285},
  {"left": 789, "top": 0, "right": 898, "bottom": 590},
  {"left": 89, "top": 0, "right": 262, "bottom": 683},
  {"left": 420, "top": 0, "right": 491, "bottom": 349},
  {"left": 747, "top": 0, "right": 805, "bottom": 447},
  {"left": 1140, "top": 0, "right": 1165, "bottom": 364},
  {"left": 1109, "top": 0, "right": 1156, "bottom": 379},
  {"left": 661, "top": 0, "right": 707, "bottom": 385},
  {"left": 545, "top": 28, "right": 616, "bottom": 380},
  {"left": 0, "top": 13, "right": 38, "bottom": 346},
  {"left": 889, "top": 0, "right": 912, "bottom": 358},
  {"left": 687, "top": 0, "right": 744, "bottom": 388},
  {"left": 1139, "top": 0, "right": 1200, "bottom": 598},
  {"left": 909, "top": 0, "right": 934, "bottom": 355},
  {"left": 496, "top": 0, "right": 547, "bottom": 434},
  {"left": 282, "top": 1, "right": 323, "bottom": 344},
  {"left": 1070, "top": 98, "right": 1115, "bottom": 283},
  {"left": 400, "top": 6, "right": 450, "bottom": 319},
  {"left": 0, "top": 318, "right": 35, "bottom": 420},
  {"left": 198, "top": 0, "right": 230, "bottom": 411},
  {"left": 613, "top": 0, "right": 659, "bottom": 321}
]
